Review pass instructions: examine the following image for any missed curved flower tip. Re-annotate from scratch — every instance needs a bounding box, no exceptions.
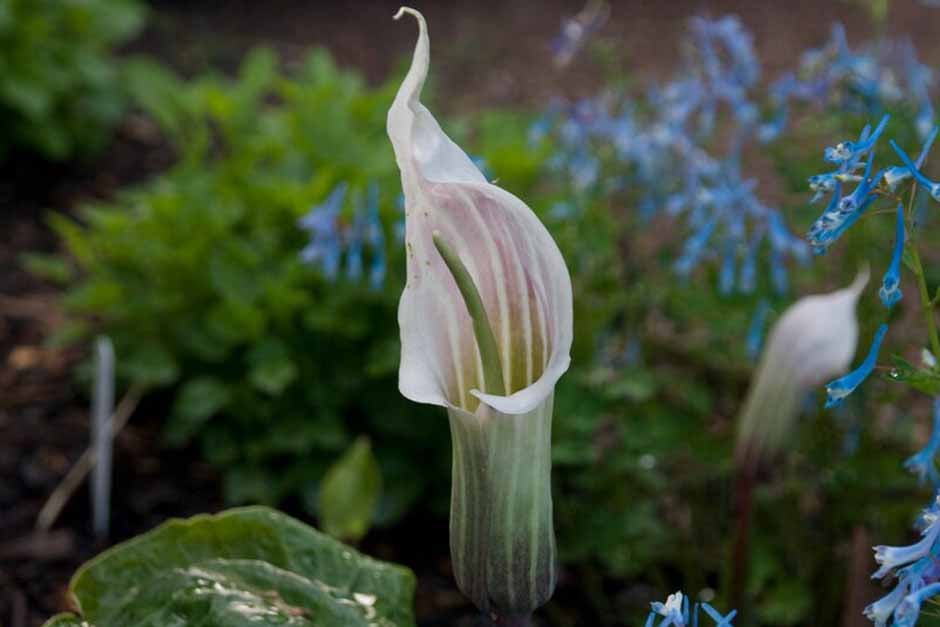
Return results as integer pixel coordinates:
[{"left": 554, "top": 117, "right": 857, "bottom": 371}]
[
  {"left": 769, "top": 268, "right": 868, "bottom": 387},
  {"left": 389, "top": 8, "right": 574, "bottom": 417}
]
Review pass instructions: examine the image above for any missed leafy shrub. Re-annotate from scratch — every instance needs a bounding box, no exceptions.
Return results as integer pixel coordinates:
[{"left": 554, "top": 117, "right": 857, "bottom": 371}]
[{"left": 0, "top": 0, "right": 145, "bottom": 160}]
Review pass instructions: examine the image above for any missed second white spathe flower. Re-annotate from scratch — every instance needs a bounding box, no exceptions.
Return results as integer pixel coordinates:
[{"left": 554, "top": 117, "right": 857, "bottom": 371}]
[{"left": 737, "top": 269, "right": 868, "bottom": 463}]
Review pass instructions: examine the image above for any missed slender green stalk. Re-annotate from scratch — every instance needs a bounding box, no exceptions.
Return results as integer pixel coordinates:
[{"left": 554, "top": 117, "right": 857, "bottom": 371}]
[
  {"left": 905, "top": 184, "right": 940, "bottom": 361},
  {"left": 433, "top": 231, "right": 506, "bottom": 395},
  {"left": 909, "top": 244, "right": 940, "bottom": 360}
]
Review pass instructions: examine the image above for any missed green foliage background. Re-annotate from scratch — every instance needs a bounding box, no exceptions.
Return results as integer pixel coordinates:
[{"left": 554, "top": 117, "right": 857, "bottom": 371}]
[{"left": 0, "top": 0, "right": 144, "bottom": 160}]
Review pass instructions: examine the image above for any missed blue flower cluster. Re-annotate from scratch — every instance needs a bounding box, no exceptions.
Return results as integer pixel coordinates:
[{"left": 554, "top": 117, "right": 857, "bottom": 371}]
[
  {"left": 805, "top": 116, "right": 940, "bottom": 411},
  {"left": 541, "top": 16, "right": 939, "bottom": 306},
  {"left": 866, "top": 487, "right": 940, "bottom": 627},
  {"left": 535, "top": 15, "right": 808, "bottom": 298},
  {"left": 805, "top": 116, "right": 940, "bottom": 623},
  {"left": 645, "top": 591, "right": 736, "bottom": 627},
  {"left": 761, "top": 25, "right": 934, "bottom": 143},
  {"left": 298, "top": 182, "right": 387, "bottom": 290}
]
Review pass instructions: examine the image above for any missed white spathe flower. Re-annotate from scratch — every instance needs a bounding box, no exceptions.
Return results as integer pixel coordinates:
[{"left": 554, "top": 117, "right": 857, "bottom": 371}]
[
  {"left": 387, "top": 8, "right": 571, "bottom": 616},
  {"left": 737, "top": 269, "right": 868, "bottom": 463},
  {"left": 387, "top": 7, "right": 573, "bottom": 420}
]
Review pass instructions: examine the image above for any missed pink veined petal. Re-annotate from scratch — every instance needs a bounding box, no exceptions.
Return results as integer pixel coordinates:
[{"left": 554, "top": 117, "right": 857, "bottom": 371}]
[{"left": 388, "top": 7, "right": 573, "bottom": 416}]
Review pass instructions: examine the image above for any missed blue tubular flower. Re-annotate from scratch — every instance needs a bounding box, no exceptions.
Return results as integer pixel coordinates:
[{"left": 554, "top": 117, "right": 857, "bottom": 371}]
[
  {"left": 917, "top": 98, "right": 936, "bottom": 142},
  {"left": 824, "top": 323, "right": 889, "bottom": 408},
  {"left": 890, "top": 139, "right": 940, "bottom": 201},
  {"left": 719, "top": 240, "right": 736, "bottom": 295},
  {"left": 838, "top": 148, "right": 879, "bottom": 214},
  {"left": 675, "top": 218, "right": 717, "bottom": 277},
  {"left": 646, "top": 593, "right": 736, "bottom": 627},
  {"left": 816, "top": 192, "right": 879, "bottom": 253},
  {"left": 808, "top": 171, "right": 863, "bottom": 203},
  {"left": 651, "top": 591, "right": 689, "bottom": 627},
  {"left": 902, "top": 40, "right": 936, "bottom": 141},
  {"left": 363, "top": 183, "right": 386, "bottom": 290},
  {"left": 905, "top": 399, "right": 940, "bottom": 486},
  {"left": 807, "top": 181, "right": 844, "bottom": 251},
  {"left": 825, "top": 114, "right": 889, "bottom": 164},
  {"left": 298, "top": 183, "right": 348, "bottom": 280},
  {"left": 699, "top": 603, "right": 737, "bottom": 627},
  {"left": 345, "top": 231, "right": 363, "bottom": 281},
  {"left": 808, "top": 151, "right": 884, "bottom": 255},
  {"left": 738, "top": 231, "right": 762, "bottom": 293},
  {"left": 865, "top": 580, "right": 910, "bottom": 627},
  {"left": 746, "top": 299, "right": 770, "bottom": 361},
  {"left": 883, "top": 126, "right": 938, "bottom": 192},
  {"left": 873, "top": 518, "right": 940, "bottom": 579},
  {"left": 894, "top": 582, "right": 940, "bottom": 627},
  {"left": 879, "top": 203, "right": 905, "bottom": 307}
]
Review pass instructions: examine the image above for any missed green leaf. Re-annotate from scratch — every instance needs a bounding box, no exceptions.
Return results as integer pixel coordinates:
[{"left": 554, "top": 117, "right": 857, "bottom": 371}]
[
  {"left": 122, "top": 343, "right": 179, "bottom": 387},
  {"left": 889, "top": 356, "right": 940, "bottom": 394},
  {"left": 318, "top": 437, "right": 382, "bottom": 541},
  {"left": 19, "top": 252, "right": 73, "bottom": 284},
  {"left": 167, "top": 377, "right": 231, "bottom": 446},
  {"left": 247, "top": 339, "right": 298, "bottom": 395},
  {"left": 44, "top": 507, "right": 415, "bottom": 627},
  {"left": 903, "top": 245, "right": 922, "bottom": 276}
]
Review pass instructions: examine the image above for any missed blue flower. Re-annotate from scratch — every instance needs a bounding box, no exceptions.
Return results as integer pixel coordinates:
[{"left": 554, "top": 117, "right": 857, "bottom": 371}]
[
  {"left": 894, "top": 582, "right": 940, "bottom": 627},
  {"left": 824, "top": 114, "right": 889, "bottom": 165},
  {"left": 675, "top": 219, "right": 717, "bottom": 277},
  {"left": 879, "top": 203, "right": 905, "bottom": 307},
  {"left": 905, "top": 399, "right": 940, "bottom": 486},
  {"left": 890, "top": 138, "right": 940, "bottom": 201},
  {"left": 824, "top": 323, "right": 889, "bottom": 408},
  {"left": 298, "top": 183, "right": 348, "bottom": 280},
  {"left": 719, "top": 240, "right": 736, "bottom": 295},
  {"left": 883, "top": 127, "right": 938, "bottom": 192},
  {"left": 362, "top": 183, "right": 386, "bottom": 290},
  {"left": 808, "top": 170, "right": 862, "bottom": 203},
  {"left": 873, "top": 521, "right": 940, "bottom": 579},
  {"left": 650, "top": 591, "right": 689, "bottom": 627},
  {"left": 746, "top": 299, "right": 770, "bottom": 362},
  {"left": 738, "top": 232, "right": 761, "bottom": 293},
  {"left": 837, "top": 149, "right": 879, "bottom": 215},
  {"left": 699, "top": 603, "right": 737, "bottom": 627},
  {"left": 864, "top": 580, "right": 910, "bottom": 627},
  {"left": 645, "top": 592, "right": 736, "bottom": 627},
  {"left": 808, "top": 168, "right": 881, "bottom": 255}
]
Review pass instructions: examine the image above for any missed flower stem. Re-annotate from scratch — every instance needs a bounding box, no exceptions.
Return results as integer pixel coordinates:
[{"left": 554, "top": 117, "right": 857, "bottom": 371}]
[
  {"left": 909, "top": 244, "right": 940, "bottom": 360},
  {"left": 906, "top": 184, "right": 940, "bottom": 361}
]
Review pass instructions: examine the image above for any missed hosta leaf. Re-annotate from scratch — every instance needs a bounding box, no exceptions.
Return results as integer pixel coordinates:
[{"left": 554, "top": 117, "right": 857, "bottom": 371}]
[{"left": 43, "top": 506, "right": 415, "bottom": 627}]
